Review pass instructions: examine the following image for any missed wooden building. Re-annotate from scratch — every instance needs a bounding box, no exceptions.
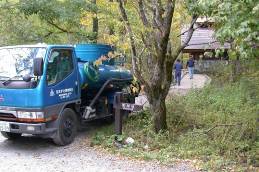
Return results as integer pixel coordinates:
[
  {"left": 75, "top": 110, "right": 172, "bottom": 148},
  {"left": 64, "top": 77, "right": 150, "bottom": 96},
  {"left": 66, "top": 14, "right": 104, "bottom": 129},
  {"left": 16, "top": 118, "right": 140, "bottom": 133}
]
[{"left": 181, "top": 17, "right": 230, "bottom": 60}]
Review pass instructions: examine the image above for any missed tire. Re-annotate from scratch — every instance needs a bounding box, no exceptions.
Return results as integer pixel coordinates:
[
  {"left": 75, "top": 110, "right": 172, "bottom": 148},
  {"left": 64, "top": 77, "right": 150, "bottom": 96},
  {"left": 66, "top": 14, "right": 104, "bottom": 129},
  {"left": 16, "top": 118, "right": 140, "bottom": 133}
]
[
  {"left": 1, "top": 132, "right": 22, "bottom": 140},
  {"left": 53, "top": 108, "right": 77, "bottom": 146}
]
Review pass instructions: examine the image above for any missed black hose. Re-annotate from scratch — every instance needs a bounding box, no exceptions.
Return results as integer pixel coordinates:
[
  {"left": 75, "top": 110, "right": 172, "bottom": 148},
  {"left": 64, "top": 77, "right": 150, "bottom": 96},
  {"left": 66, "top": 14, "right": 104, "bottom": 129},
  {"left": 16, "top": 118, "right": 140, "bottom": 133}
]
[{"left": 88, "top": 78, "right": 133, "bottom": 107}]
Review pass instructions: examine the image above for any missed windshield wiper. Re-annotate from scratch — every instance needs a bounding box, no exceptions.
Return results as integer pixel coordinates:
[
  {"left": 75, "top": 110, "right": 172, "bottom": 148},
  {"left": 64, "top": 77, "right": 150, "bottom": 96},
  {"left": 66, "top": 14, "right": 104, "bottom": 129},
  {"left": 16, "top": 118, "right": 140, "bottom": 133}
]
[
  {"left": 2, "top": 75, "right": 23, "bottom": 85},
  {"left": 1, "top": 68, "right": 32, "bottom": 85}
]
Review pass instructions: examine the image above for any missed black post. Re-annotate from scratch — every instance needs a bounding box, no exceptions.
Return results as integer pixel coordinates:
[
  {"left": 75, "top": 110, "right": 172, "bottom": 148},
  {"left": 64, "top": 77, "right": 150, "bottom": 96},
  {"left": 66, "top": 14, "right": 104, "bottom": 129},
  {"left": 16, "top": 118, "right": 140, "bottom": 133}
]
[{"left": 114, "top": 92, "right": 123, "bottom": 135}]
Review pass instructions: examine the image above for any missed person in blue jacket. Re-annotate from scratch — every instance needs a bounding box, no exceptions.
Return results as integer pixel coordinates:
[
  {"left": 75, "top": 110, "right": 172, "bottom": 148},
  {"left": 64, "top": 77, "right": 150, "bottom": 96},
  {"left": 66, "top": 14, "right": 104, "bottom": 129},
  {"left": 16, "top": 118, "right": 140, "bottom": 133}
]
[
  {"left": 186, "top": 56, "right": 195, "bottom": 79},
  {"left": 174, "top": 59, "right": 183, "bottom": 86}
]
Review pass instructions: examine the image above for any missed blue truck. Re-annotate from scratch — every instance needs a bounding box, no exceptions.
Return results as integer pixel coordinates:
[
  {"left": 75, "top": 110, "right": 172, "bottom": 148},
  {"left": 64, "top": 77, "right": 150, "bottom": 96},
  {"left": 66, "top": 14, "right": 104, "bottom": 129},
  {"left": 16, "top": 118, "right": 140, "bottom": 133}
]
[{"left": 0, "top": 44, "right": 133, "bottom": 145}]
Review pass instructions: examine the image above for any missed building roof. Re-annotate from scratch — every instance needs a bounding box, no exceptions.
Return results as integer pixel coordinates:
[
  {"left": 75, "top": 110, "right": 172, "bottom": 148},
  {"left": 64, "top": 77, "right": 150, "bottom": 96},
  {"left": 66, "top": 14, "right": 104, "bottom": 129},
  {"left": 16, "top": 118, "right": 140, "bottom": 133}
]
[{"left": 181, "top": 27, "right": 230, "bottom": 52}]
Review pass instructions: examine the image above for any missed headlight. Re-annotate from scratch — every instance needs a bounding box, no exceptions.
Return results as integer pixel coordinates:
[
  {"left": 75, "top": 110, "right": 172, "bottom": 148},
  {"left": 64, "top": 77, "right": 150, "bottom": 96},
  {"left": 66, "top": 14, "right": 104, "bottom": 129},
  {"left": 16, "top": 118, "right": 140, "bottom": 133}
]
[{"left": 17, "top": 111, "right": 44, "bottom": 119}]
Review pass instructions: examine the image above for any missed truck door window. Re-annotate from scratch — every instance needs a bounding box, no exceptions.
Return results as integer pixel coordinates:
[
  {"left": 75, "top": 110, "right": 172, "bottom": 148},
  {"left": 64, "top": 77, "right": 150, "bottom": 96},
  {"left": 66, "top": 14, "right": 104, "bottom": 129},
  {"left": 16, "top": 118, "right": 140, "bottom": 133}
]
[{"left": 47, "top": 49, "right": 74, "bottom": 85}]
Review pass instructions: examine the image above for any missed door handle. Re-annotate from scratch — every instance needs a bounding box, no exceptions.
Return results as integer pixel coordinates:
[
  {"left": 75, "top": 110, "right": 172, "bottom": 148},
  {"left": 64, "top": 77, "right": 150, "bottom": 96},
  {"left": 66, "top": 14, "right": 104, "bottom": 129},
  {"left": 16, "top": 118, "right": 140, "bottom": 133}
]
[{"left": 74, "top": 81, "right": 79, "bottom": 95}]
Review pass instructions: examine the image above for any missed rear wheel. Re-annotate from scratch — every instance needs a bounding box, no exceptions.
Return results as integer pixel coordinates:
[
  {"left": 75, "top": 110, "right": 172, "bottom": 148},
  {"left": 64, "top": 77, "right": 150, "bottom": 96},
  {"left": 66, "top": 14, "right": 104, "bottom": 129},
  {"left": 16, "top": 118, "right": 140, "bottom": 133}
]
[
  {"left": 53, "top": 108, "right": 77, "bottom": 146},
  {"left": 1, "top": 132, "right": 22, "bottom": 140}
]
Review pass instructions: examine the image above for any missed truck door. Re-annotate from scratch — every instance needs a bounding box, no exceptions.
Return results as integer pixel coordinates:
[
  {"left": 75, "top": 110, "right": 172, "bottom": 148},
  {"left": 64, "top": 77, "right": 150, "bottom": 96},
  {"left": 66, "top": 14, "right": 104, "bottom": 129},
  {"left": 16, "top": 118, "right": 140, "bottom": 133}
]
[{"left": 45, "top": 48, "right": 79, "bottom": 106}]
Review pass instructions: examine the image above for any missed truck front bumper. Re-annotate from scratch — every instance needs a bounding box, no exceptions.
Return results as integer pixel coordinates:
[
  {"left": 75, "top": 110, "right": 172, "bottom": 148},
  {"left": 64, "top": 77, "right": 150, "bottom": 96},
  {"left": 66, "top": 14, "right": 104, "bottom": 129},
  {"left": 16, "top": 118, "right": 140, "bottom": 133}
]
[{"left": 3, "top": 121, "right": 57, "bottom": 135}]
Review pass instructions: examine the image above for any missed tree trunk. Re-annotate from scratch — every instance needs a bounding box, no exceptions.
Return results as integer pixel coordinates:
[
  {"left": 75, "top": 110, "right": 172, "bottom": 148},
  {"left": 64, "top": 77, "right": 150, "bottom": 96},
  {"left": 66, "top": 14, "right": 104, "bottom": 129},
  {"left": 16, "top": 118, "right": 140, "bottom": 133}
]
[
  {"left": 92, "top": 0, "right": 98, "bottom": 42},
  {"left": 231, "top": 54, "right": 241, "bottom": 82},
  {"left": 93, "top": 16, "right": 98, "bottom": 33},
  {"left": 116, "top": 0, "right": 197, "bottom": 133},
  {"left": 150, "top": 96, "right": 167, "bottom": 132}
]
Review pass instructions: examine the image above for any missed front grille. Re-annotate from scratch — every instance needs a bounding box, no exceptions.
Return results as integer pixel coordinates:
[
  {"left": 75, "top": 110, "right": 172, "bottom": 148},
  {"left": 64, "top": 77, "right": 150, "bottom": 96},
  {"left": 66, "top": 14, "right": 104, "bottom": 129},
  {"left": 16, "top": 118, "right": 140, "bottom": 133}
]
[
  {"left": 0, "top": 112, "right": 17, "bottom": 121},
  {"left": 0, "top": 113, "right": 16, "bottom": 118}
]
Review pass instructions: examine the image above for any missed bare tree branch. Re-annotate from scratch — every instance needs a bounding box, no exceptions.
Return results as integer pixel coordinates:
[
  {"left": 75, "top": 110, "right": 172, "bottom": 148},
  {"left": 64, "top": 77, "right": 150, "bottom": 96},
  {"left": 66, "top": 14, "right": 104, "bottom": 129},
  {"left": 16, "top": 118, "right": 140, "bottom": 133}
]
[
  {"left": 164, "top": 0, "right": 175, "bottom": 27},
  {"left": 117, "top": 0, "right": 150, "bottom": 90},
  {"left": 43, "top": 31, "right": 54, "bottom": 38},
  {"left": 173, "top": 15, "right": 198, "bottom": 59},
  {"left": 191, "top": 123, "right": 243, "bottom": 135},
  {"left": 30, "top": 31, "right": 65, "bottom": 42},
  {"left": 46, "top": 20, "right": 75, "bottom": 34},
  {"left": 154, "top": 0, "right": 175, "bottom": 64},
  {"left": 177, "top": 19, "right": 211, "bottom": 37},
  {"left": 117, "top": 1, "right": 137, "bottom": 62},
  {"left": 161, "top": 0, "right": 175, "bottom": 52},
  {"left": 152, "top": 0, "right": 164, "bottom": 29},
  {"left": 138, "top": 0, "right": 149, "bottom": 26},
  {"left": 181, "top": 15, "right": 198, "bottom": 48}
]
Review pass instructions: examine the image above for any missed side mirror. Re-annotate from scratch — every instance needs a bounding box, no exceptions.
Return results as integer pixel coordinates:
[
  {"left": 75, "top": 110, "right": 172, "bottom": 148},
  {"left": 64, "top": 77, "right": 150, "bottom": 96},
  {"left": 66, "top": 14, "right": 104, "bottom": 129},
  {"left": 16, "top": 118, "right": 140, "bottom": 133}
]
[
  {"left": 33, "top": 58, "right": 43, "bottom": 76},
  {"left": 23, "top": 74, "right": 32, "bottom": 82}
]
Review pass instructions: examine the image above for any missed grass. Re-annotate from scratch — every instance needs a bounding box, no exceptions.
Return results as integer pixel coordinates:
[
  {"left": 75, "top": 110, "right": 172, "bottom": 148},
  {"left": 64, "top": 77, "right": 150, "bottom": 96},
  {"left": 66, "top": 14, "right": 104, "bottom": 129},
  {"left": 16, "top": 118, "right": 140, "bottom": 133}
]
[{"left": 90, "top": 62, "right": 259, "bottom": 171}]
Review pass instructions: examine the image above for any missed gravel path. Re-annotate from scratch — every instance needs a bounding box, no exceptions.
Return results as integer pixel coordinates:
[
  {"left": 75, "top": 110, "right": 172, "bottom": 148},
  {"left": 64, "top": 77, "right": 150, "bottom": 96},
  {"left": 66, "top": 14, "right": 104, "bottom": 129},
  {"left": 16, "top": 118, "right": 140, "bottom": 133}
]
[
  {"left": 0, "top": 127, "right": 197, "bottom": 172},
  {"left": 169, "top": 74, "right": 211, "bottom": 95},
  {"left": 136, "top": 74, "right": 211, "bottom": 107}
]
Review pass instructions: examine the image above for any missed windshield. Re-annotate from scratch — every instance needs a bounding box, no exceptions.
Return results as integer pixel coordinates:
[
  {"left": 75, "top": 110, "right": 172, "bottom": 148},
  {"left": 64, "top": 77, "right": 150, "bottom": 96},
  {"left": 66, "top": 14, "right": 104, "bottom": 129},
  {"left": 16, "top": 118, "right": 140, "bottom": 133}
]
[{"left": 0, "top": 47, "right": 46, "bottom": 80}]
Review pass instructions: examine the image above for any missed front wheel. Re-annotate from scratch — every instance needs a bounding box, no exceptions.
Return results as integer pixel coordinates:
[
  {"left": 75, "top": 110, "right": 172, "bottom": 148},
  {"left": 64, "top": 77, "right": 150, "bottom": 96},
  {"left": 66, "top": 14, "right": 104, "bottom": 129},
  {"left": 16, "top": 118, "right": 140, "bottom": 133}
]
[
  {"left": 1, "top": 132, "right": 22, "bottom": 140},
  {"left": 53, "top": 108, "right": 77, "bottom": 146}
]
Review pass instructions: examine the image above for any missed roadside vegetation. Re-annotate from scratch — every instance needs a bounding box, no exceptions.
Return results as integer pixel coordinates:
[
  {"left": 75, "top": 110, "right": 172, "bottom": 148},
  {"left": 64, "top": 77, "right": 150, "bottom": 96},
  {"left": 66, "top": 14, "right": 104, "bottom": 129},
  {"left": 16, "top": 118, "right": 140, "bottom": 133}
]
[{"left": 91, "top": 60, "right": 259, "bottom": 171}]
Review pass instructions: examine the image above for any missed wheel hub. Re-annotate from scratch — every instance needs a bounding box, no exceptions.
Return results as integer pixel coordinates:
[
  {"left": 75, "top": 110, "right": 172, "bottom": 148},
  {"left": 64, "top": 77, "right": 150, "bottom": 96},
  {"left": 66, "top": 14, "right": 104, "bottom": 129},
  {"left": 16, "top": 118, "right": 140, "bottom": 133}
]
[{"left": 63, "top": 118, "right": 73, "bottom": 138}]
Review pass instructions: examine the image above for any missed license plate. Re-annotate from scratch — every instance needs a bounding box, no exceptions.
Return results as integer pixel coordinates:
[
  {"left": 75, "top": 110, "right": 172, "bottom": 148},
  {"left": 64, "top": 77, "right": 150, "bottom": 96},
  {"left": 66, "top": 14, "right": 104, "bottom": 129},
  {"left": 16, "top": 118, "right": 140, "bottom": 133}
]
[{"left": 0, "top": 121, "right": 10, "bottom": 132}]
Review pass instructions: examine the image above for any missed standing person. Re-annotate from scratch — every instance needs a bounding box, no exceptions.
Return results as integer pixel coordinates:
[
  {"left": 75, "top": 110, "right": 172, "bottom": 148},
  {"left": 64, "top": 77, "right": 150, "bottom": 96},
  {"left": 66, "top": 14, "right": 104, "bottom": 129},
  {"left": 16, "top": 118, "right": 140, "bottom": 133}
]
[
  {"left": 186, "top": 55, "right": 195, "bottom": 79},
  {"left": 174, "top": 59, "right": 183, "bottom": 86}
]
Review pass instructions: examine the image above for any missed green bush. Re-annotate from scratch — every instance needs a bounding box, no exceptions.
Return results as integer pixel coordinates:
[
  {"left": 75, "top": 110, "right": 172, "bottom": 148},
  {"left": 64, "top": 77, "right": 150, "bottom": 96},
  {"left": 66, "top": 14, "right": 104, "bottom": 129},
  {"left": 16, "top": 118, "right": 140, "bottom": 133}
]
[{"left": 166, "top": 78, "right": 258, "bottom": 170}]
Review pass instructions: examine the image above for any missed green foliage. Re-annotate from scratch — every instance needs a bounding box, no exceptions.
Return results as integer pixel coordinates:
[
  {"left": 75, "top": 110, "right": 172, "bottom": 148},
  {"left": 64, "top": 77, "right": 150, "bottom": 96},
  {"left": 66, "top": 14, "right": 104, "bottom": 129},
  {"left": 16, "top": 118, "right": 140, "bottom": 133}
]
[
  {"left": 19, "top": 0, "right": 97, "bottom": 42},
  {"left": 0, "top": 0, "right": 99, "bottom": 45},
  {"left": 91, "top": 64, "right": 259, "bottom": 171},
  {"left": 0, "top": 1, "right": 52, "bottom": 45},
  {"left": 199, "top": 0, "right": 259, "bottom": 59}
]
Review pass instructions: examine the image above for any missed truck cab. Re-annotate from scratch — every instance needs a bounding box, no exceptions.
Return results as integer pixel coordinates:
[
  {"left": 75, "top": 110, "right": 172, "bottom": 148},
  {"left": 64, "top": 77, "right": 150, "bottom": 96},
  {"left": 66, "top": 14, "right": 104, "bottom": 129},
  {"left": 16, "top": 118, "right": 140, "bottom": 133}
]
[{"left": 0, "top": 44, "right": 133, "bottom": 145}]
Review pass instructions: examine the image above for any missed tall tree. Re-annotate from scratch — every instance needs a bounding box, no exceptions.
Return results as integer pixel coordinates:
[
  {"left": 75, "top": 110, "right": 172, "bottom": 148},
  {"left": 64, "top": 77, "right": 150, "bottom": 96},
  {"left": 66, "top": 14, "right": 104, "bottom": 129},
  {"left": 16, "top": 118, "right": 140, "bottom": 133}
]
[
  {"left": 117, "top": 0, "right": 199, "bottom": 132},
  {"left": 18, "top": 0, "right": 98, "bottom": 43}
]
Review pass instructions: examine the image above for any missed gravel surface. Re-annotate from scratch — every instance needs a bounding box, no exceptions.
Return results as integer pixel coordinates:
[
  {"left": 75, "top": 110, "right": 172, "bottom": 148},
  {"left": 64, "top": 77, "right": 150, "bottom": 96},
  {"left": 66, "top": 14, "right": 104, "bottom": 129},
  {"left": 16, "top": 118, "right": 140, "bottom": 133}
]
[
  {"left": 0, "top": 128, "right": 197, "bottom": 172},
  {"left": 136, "top": 74, "right": 211, "bottom": 107},
  {"left": 169, "top": 74, "right": 211, "bottom": 95}
]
